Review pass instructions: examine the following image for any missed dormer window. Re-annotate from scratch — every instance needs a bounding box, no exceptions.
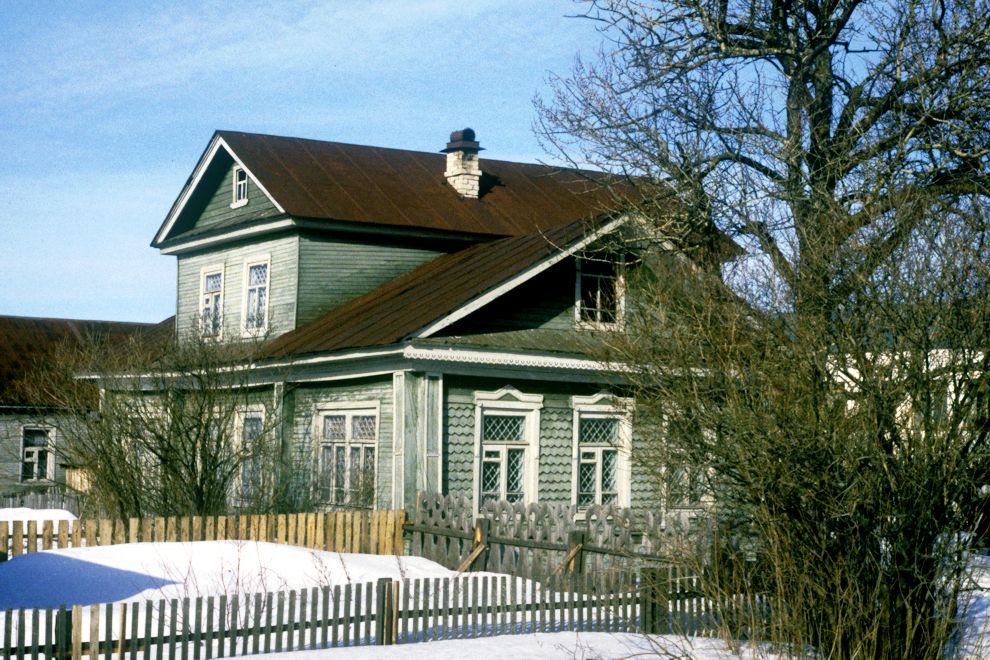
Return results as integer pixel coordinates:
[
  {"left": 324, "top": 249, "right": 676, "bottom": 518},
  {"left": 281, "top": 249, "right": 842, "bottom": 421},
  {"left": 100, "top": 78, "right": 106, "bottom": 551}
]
[
  {"left": 576, "top": 253, "right": 624, "bottom": 327},
  {"left": 231, "top": 167, "right": 248, "bottom": 208}
]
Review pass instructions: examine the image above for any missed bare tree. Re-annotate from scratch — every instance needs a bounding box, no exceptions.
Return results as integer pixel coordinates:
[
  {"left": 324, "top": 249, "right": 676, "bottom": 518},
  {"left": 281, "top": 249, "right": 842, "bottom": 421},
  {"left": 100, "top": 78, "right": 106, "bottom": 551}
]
[
  {"left": 13, "top": 332, "right": 293, "bottom": 519},
  {"left": 539, "top": 0, "right": 990, "bottom": 656}
]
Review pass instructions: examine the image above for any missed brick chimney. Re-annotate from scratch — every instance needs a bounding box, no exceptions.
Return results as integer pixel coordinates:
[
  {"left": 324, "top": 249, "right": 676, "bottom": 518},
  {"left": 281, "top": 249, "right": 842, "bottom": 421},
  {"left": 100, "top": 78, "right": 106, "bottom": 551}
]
[{"left": 442, "top": 128, "right": 483, "bottom": 199}]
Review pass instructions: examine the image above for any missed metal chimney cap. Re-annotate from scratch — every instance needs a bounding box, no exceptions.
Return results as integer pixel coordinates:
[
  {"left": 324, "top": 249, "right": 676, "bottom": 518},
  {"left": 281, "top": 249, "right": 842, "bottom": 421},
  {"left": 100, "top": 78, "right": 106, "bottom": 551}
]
[{"left": 442, "top": 128, "right": 483, "bottom": 153}]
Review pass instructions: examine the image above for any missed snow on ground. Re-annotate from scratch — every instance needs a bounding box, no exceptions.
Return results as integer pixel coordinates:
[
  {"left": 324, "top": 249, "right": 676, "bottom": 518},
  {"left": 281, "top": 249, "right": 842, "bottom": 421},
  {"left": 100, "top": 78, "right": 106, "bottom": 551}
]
[
  {"left": 264, "top": 631, "right": 765, "bottom": 659},
  {"left": 2, "top": 539, "right": 989, "bottom": 658},
  {"left": 0, "top": 508, "right": 76, "bottom": 524},
  {"left": 956, "top": 553, "right": 990, "bottom": 658},
  {"left": 0, "top": 541, "right": 454, "bottom": 609}
]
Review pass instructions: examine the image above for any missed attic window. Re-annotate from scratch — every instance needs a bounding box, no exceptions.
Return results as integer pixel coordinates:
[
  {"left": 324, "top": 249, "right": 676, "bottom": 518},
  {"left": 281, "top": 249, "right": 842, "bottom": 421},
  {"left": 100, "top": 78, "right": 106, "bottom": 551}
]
[
  {"left": 576, "top": 253, "right": 624, "bottom": 328},
  {"left": 231, "top": 167, "right": 248, "bottom": 208}
]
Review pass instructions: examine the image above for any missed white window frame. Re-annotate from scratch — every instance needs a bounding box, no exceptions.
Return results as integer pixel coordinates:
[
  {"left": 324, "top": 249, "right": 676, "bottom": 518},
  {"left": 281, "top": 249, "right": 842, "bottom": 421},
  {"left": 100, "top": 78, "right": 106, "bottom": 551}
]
[
  {"left": 313, "top": 401, "right": 380, "bottom": 509},
  {"left": 235, "top": 406, "right": 266, "bottom": 503},
  {"left": 20, "top": 426, "right": 54, "bottom": 483},
  {"left": 473, "top": 386, "right": 543, "bottom": 514},
  {"left": 241, "top": 255, "right": 271, "bottom": 337},
  {"left": 230, "top": 166, "right": 248, "bottom": 208},
  {"left": 574, "top": 253, "right": 625, "bottom": 329},
  {"left": 199, "top": 265, "right": 225, "bottom": 338},
  {"left": 571, "top": 393, "right": 632, "bottom": 508}
]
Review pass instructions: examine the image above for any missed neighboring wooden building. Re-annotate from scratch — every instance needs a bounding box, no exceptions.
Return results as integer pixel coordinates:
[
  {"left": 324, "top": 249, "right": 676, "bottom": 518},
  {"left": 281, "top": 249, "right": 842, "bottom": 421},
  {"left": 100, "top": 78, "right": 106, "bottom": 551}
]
[
  {"left": 150, "top": 128, "right": 723, "bottom": 519},
  {"left": 0, "top": 315, "right": 168, "bottom": 494}
]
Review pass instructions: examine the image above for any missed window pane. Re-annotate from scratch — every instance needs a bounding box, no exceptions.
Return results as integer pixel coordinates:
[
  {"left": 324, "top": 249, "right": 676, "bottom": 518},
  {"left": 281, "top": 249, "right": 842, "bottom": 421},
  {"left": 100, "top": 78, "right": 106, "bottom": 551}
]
[
  {"left": 23, "top": 430, "right": 48, "bottom": 448},
  {"left": 364, "top": 447, "right": 375, "bottom": 478},
  {"left": 249, "top": 264, "right": 268, "bottom": 286},
  {"left": 205, "top": 273, "right": 222, "bottom": 292},
  {"left": 506, "top": 448, "right": 524, "bottom": 502},
  {"left": 334, "top": 446, "right": 346, "bottom": 503},
  {"left": 580, "top": 417, "right": 618, "bottom": 444},
  {"left": 255, "top": 287, "right": 267, "bottom": 320},
  {"left": 481, "top": 457, "right": 500, "bottom": 503},
  {"left": 246, "top": 289, "right": 257, "bottom": 321},
  {"left": 578, "top": 461, "right": 596, "bottom": 506},
  {"left": 21, "top": 454, "right": 34, "bottom": 481},
  {"left": 599, "top": 278, "right": 617, "bottom": 323},
  {"left": 482, "top": 415, "right": 524, "bottom": 442},
  {"left": 323, "top": 416, "right": 345, "bottom": 441},
  {"left": 242, "top": 415, "right": 263, "bottom": 442},
  {"left": 579, "top": 256, "right": 620, "bottom": 323},
  {"left": 601, "top": 450, "right": 617, "bottom": 503},
  {"left": 319, "top": 446, "right": 333, "bottom": 498},
  {"left": 352, "top": 415, "right": 376, "bottom": 441}
]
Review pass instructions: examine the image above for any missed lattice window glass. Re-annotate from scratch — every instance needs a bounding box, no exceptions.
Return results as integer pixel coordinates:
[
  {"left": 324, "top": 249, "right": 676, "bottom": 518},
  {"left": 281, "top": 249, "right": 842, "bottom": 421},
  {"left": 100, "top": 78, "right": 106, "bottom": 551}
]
[
  {"left": 579, "top": 417, "right": 618, "bottom": 445},
  {"left": 201, "top": 271, "right": 223, "bottom": 337},
  {"left": 577, "top": 447, "right": 618, "bottom": 507},
  {"left": 601, "top": 449, "right": 618, "bottom": 504},
  {"left": 323, "top": 415, "right": 345, "bottom": 441},
  {"left": 482, "top": 414, "right": 524, "bottom": 442},
  {"left": 479, "top": 410, "right": 529, "bottom": 505},
  {"left": 245, "top": 263, "right": 269, "bottom": 330},
  {"left": 578, "top": 452, "right": 597, "bottom": 506},
  {"left": 505, "top": 448, "right": 524, "bottom": 502},
  {"left": 239, "top": 414, "right": 263, "bottom": 499},
  {"left": 352, "top": 415, "right": 376, "bottom": 441},
  {"left": 318, "top": 410, "right": 377, "bottom": 508}
]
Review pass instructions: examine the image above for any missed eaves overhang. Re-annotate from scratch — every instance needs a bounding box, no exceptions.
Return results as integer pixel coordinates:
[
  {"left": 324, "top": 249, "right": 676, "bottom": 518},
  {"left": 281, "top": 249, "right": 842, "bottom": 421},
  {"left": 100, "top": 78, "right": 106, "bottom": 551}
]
[{"left": 99, "top": 341, "right": 627, "bottom": 390}]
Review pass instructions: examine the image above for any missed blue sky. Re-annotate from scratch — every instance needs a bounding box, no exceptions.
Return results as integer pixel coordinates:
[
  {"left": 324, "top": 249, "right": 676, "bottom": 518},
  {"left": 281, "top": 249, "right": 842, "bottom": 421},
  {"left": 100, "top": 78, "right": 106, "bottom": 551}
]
[{"left": 0, "top": 1, "right": 601, "bottom": 323}]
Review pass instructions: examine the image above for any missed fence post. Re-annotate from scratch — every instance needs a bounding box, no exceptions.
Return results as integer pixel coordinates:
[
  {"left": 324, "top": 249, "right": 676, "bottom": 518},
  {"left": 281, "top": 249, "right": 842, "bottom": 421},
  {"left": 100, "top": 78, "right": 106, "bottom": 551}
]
[
  {"left": 55, "top": 606, "right": 71, "bottom": 660},
  {"left": 475, "top": 518, "right": 490, "bottom": 571},
  {"left": 375, "top": 578, "right": 396, "bottom": 645},
  {"left": 567, "top": 530, "right": 585, "bottom": 575},
  {"left": 640, "top": 567, "right": 670, "bottom": 634}
]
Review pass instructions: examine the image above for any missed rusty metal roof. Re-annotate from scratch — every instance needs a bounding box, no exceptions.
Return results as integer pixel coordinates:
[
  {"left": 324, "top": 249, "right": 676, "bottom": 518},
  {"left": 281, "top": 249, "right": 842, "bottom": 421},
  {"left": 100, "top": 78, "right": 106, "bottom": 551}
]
[
  {"left": 0, "top": 315, "right": 173, "bottom": 407},
  {"left": 158, "top": 131, "right": 627, "bottom": 244},
  {"left": 262, "top": 220, "right": 595, "bottom": 359}
]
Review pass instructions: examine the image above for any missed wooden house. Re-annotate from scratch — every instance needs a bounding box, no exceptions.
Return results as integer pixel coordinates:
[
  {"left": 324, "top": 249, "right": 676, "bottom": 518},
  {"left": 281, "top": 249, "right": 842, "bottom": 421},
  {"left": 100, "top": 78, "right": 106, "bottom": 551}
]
[{"left": 151, "top": 128, "right": 712, "bottom": 516}]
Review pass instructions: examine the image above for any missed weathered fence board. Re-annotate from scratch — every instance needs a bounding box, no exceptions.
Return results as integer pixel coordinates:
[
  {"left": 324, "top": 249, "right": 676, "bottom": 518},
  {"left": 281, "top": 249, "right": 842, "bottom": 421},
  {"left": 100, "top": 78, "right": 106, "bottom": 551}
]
[
  {"left": 410, "top": 492, "right": 679, "bottom": 589},
  {"left": 0, "top": 510, "right": 405, "bottom": 558},
  {"left": 0, "top": 569, "right": 760, "bottom": 659}
]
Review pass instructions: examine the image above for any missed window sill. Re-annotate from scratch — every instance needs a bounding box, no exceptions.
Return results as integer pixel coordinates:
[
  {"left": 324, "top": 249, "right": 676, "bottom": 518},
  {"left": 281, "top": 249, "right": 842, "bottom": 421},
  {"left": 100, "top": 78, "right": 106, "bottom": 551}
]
[
  {"left": 575, "top": 320, "right": 624, "bottom": 332},
  {"left": 229, "top": 199, "right": 248, "bottom": 209},
  {"left": 241, "top": 326, "right": 268, "bottom": 339}
]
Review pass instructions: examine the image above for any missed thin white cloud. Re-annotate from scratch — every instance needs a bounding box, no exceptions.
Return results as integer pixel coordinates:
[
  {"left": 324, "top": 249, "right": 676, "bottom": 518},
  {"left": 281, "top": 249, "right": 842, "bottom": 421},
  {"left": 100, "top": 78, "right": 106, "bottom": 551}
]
[{"left": 2, "top": 0, "right": 546, "bottom": 106}]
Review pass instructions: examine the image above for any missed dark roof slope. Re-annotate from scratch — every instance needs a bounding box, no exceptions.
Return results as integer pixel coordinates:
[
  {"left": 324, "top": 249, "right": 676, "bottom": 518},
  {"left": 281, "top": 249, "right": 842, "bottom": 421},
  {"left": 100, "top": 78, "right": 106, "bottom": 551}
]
[
  {"left": 159, "top": 131, "right": 625, "bottom": 243},
  {"left": 262, "top": 221, "right": 595, "bottom": 358},
  {"left": 0, "top": 315, "right": 173, "bottom": 407}
]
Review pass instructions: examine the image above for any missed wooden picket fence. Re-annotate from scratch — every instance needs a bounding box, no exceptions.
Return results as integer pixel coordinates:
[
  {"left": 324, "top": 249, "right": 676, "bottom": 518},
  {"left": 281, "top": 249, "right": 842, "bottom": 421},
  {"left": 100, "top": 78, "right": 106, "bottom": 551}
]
[
  {"left": 0, "top": 568, "right": 771, "bottom": 659},
  {"left": 0, "top": 510, "right": 405, "bottom": 559},
  {"left": 408, "top": 493, "right": 675, "bottom": 587},
  {"left": 0, "top": 573, "right": 648, "bottom": 660}
]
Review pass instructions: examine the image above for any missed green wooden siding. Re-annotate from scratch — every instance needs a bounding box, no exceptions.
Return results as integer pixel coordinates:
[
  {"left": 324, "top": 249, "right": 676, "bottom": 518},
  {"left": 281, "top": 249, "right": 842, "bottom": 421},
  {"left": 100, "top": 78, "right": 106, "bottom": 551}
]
[
  {"left": 175, "top": 235, "right": 299, "bottom": 340},
  {"left": 440, "top": 259, "right": 576, "bottom": 337},
  {"left": 193, "top": 163, "right": 280, "bottom": 231},
  {"left": 296, "top": 235, "right": 441, "bottom": 326},
  {"left": 286, "top": 377, "right": 396, "bottom": 509}
]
